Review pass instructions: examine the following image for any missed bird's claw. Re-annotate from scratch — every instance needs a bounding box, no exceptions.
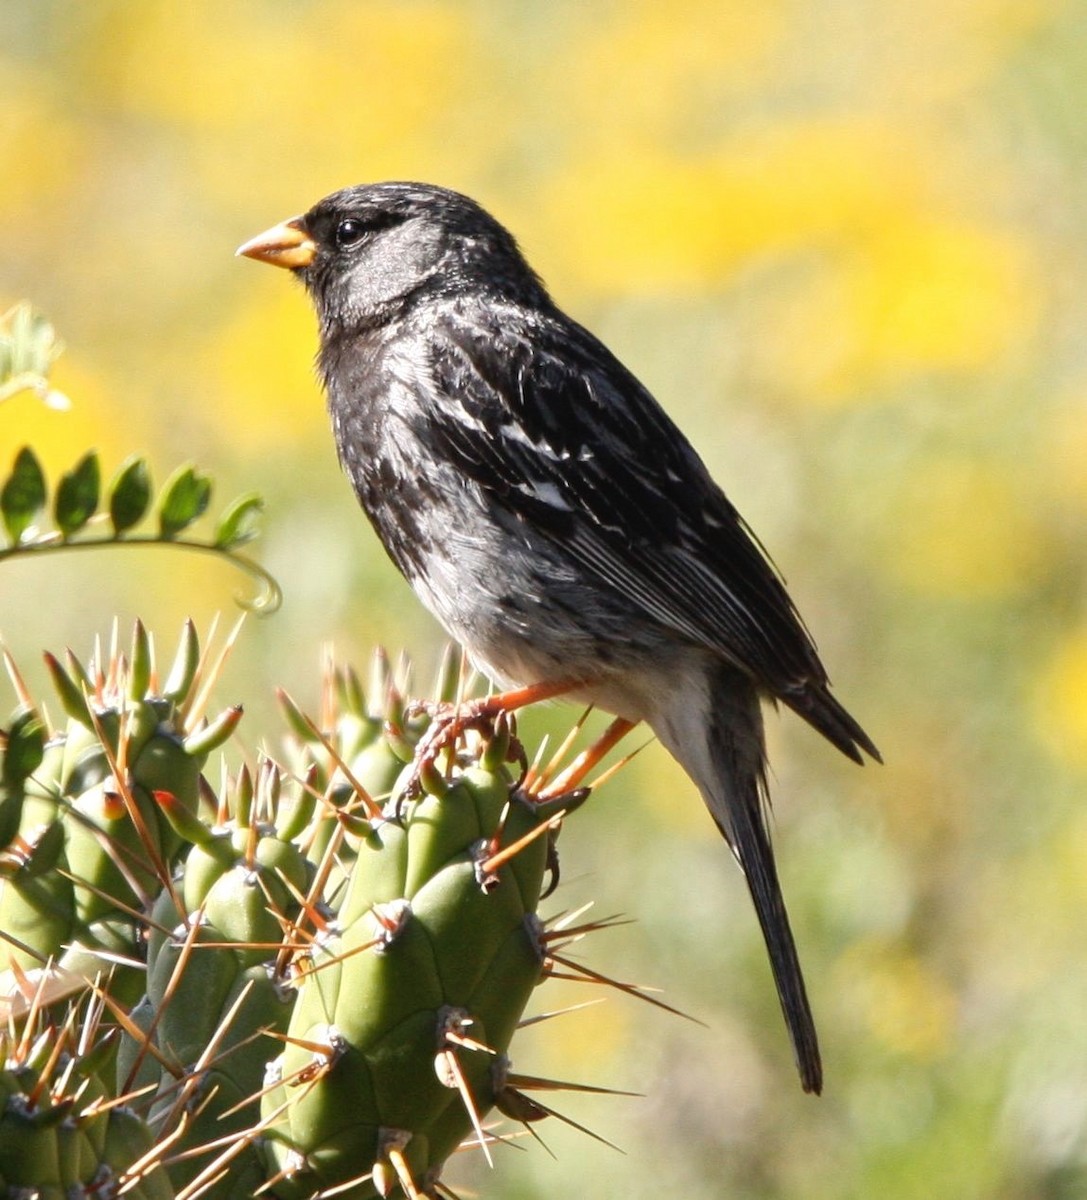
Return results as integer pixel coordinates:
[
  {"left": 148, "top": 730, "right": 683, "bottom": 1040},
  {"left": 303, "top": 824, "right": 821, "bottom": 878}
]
[{"left": 402, "top": 697, "right": 522, "bottom": 800}]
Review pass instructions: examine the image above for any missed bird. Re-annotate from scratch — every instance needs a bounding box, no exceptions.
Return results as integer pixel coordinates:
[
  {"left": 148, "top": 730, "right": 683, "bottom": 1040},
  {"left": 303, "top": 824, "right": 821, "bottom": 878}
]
[{"left": 237, "top": 181, "right": 880, "bottom": 1094}]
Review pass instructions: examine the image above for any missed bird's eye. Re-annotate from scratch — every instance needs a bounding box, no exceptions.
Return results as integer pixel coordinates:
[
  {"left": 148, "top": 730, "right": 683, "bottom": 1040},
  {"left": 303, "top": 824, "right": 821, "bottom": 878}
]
[{"left": 334, "top": 218, "right": 366, "bottom": 249}]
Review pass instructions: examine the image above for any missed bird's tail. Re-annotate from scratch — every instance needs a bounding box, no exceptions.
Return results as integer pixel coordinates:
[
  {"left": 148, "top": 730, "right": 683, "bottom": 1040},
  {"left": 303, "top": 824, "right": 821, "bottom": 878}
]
[
  {"left": 721, "top": 761, "right": 823, "bottom": 1094},
  {"left": 653, "top": 667, "right": 822, "bottom": 1094}
]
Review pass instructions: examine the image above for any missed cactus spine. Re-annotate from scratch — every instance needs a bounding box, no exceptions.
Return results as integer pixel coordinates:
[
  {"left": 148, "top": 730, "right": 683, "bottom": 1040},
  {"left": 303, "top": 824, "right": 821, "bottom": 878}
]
[{"left": 0, "top": 626, "right": 645, "bottom": 1199}]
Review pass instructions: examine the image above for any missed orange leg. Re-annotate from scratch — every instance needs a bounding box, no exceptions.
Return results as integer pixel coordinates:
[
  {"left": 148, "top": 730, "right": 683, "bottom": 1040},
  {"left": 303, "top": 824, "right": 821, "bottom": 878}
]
[
  {"left": 410, "top": 676, "right": 588, "bottom": 728},
  {"left": 406, "top": 677, "right": 589, "bottom": 791},
  {"left": 470, "top": 677, "right": 589, "bottom": 715}
]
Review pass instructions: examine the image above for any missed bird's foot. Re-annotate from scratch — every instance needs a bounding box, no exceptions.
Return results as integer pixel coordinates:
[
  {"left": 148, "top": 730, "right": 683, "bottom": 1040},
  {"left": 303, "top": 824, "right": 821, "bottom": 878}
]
[
  {"left": 401, "top": 696, "right": 523, "bottom": 799},
  {"left": 401, "top": 677, "right": 588, "bottom": 801}
]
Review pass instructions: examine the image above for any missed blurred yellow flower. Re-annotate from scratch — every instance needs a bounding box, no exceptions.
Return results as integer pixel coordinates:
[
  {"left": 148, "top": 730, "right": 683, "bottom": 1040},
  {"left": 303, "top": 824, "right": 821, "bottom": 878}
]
[
  {"left": 884, "top": 458, "right": 1043, "bottom": 597},
  {"left": 1032, "top": 629, "right": 1087, "bottom": 771},
  {"left": 557, "top": 0, "right": 783, "bottom": 144},
  {"left": 858, "top": 221, "right": 1035, "bottom": 373},
  {"left": 539, "top": 114, "right": 1038, "bottom": 409},
  {"left": 1041, "top": 394, "right": 1087, "bottom": 512},
  {"left": 86, "top": 2, "right": 488, "bottom": 211},
  {"left": 0, "top": 60, "right": 84, "bottom": 222},
  {"left": 538, "top": 118, "right": 924, "bottom": 295},
  {"left": 767, "top": 218, "right": 1037, "bottom": 405},
  {"left": 0, "top": 357, "right": 141, "bottom": 479},
  {"left": 536, "top": 151, "right": 738, "bottom": 294},
  {"left": 835, "top": 938, "right": 956, "bottom": 1061},
  {"left": 91, "top": 3, "right": 463, "bottom": 130},
  {"left": 212, "top": 289, "right": 324, "bottom": 452}
]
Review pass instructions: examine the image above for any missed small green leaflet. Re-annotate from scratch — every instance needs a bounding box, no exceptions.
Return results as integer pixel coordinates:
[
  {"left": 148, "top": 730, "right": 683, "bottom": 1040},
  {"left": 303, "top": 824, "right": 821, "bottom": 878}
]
[
  {"left": 109, "top": 456, "right": 152, "bottom": 535},
  {"left": 1, "top": 446, "right": 47, "bottom": 544},
  {"left": 158, "top": 465, "right": 212, "bottom": 539},
  {"left": 215, "top": 493, "right": 264, "bottom": 549},
  {"left": 54, "top": 451, "right": 100, "bottom": 538}
]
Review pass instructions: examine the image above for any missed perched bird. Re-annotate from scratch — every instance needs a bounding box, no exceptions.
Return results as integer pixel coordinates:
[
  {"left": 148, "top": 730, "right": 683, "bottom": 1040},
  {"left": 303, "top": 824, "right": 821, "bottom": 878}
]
[{"left": 238, "top": 182, "right": 880, "bottom": 1094}]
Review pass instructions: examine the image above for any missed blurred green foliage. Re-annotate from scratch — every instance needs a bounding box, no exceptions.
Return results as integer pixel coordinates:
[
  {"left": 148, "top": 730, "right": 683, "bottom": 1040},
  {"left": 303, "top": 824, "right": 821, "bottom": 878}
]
[{"left": 2, "top": 1, "right": 1086, "bottom": 1196}]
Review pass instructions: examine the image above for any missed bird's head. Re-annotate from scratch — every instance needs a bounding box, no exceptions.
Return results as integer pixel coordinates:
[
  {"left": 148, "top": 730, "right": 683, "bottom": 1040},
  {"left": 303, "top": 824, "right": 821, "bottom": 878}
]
[{"left": 237, "top": 182, "right": 548, "bottom": 336}]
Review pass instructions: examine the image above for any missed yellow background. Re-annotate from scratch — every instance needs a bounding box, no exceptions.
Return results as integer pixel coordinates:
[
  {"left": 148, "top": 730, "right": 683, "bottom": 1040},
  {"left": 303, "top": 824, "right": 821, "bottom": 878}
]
[{"left": 3, "top": 2, "right": 1086, "bottom": 1196}]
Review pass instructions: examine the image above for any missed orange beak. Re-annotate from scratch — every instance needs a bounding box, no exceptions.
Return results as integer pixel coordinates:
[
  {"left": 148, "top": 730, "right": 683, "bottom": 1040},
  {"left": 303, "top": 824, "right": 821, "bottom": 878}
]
[{"left": 236, "top": 217, "right": 317, "bottom": 270}]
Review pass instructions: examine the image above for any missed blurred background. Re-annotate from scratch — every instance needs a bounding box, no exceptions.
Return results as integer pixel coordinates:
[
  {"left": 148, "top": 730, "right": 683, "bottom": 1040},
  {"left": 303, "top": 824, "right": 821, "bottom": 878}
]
[{"left": 2, "top": 1, "right": 1086, "bottom": 1196}]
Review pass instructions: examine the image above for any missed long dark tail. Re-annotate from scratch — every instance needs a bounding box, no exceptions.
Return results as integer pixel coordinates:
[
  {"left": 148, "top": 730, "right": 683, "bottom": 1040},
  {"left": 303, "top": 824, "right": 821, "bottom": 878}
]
[
  {"left": 721, "top": 762, "right": 822, "bottom": 1094},
  {"left": 654, "top": 667, "right": 823, "bottom": 1094}
]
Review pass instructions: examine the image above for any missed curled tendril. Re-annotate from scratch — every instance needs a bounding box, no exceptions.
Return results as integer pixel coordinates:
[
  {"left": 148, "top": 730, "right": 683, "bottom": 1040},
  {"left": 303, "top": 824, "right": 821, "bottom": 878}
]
[
  {"left": 227, "top": 550, "right": 283, "bottom": 614},
  {"left": 0, "top": 535, "right": 283, "bottom": 615}
]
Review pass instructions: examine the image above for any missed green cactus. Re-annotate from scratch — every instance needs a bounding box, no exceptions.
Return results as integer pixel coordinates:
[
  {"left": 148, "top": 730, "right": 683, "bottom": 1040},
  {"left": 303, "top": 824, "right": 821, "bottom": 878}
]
[
  {"left": 259, "top": 714, "right": 590, "bottom": 1200},
  {"left": 275, "top": 649, "right": 422, "bottom": 908},
  {"left": 0, "top": 627, "right": 650, "bottom": 1200},
  {"left": 0, "top": 621, "right": 239, "bottom": 978},
  {"left": 0, "top": 1003, "right": 173, "bottom": 1200},
  {"left": 116, "top": 762, "right": 308, "bottom": 1199}
]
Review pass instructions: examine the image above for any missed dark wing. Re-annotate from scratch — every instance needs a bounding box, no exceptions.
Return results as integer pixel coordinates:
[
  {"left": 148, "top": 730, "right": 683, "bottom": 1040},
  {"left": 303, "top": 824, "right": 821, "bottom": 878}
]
[{"left": 420, "top": 301, "right": 878, "bottom": 761}]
